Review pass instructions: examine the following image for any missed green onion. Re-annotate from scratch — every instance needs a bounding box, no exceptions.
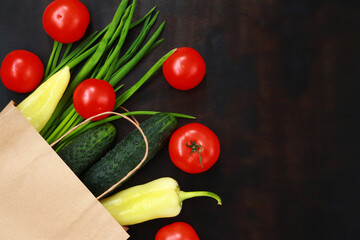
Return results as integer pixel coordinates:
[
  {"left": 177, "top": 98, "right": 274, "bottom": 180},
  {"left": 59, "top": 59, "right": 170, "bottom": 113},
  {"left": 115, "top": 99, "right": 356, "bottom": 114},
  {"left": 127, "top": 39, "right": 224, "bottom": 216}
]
[
  {"left": 109, "top": 21, "right": 165, "bottom": 87},
  {"left": 40, "top": 1, "right": 130, "bottom": 136},
  {"left": 43, "top": 11, "right": 163, "bottom": 139},
  {"left": 51, "top": 42, "right": 63, "bottom": 73},
  {"left": 115, "top": 10, "right": 160, "bottom": 70},
  {"left": 44, "top": 41, "right": 59, "bottom": 78},
  {"left": 40, "top": 1, "right": 192, "bottom": 150},
  {"left": 46, "top": 48, "right": 173, "bottom": 145},
  {"left": 62, "top": 43, "right": 73, "bottom": 60},
  {"left": 129, "top": 6, "right": 156, "bottom": 29},
  {"left": 95, "top": 5, "right": 133, "bottom": 80},
  {"left": 115, "top": 48, "right": 176, "bottom": 108}
]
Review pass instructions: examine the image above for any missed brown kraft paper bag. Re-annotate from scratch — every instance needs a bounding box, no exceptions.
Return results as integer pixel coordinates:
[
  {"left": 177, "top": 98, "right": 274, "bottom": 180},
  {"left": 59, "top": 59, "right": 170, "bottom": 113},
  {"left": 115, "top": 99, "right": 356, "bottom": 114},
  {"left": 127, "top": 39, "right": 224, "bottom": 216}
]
[{"left": 0, "top": 101, "right": 129, "bottom": 240}]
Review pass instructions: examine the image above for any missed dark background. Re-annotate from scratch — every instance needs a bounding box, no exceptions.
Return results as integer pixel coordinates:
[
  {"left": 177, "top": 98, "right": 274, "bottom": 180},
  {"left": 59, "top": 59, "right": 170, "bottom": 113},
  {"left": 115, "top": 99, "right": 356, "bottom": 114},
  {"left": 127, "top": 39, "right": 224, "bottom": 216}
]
[{"left": 1, "top": 0, "right": 360, "bottom": 239}]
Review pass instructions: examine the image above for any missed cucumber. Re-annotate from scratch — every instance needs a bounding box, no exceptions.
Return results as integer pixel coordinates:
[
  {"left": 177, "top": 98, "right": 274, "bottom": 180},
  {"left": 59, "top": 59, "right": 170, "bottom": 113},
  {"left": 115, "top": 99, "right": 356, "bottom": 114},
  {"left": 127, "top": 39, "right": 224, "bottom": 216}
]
[
  {"left": 58, "top": 123, "right": 117, "bottom": 176},
  {"left": 81, "top": 113, "right": 177, "bottom": 197}
]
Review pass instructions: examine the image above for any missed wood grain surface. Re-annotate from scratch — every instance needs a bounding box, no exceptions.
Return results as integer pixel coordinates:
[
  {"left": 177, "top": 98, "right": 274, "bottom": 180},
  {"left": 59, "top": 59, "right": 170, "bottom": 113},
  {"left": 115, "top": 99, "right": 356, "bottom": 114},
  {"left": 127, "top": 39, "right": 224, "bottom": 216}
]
[{"left": 1, "top": 0, "right": 360, "bottom": 239}]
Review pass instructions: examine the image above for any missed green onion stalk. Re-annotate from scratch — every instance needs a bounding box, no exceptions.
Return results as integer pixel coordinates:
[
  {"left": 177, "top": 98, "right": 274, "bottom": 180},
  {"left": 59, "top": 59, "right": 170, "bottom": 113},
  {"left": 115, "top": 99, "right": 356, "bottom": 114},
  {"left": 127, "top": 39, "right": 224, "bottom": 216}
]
[{"left": 39, "top": 0, "right": 193, "bottom": 151}]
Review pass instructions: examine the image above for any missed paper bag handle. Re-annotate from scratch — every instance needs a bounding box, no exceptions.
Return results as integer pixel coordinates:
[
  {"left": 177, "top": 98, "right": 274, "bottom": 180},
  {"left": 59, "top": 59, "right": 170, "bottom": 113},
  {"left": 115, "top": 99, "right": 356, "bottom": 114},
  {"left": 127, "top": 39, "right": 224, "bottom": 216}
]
[{"left": 50, "top": 111, "right": 149, "bottom": 200}]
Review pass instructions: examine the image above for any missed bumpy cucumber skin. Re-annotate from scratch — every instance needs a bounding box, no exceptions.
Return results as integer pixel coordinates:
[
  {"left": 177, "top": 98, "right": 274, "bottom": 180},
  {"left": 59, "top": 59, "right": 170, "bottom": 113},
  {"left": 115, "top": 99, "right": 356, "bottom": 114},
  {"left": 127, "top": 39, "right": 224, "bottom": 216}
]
[
  {"left": 58, "top": 123, "right": 116, "bottom": 176},
  {"left": 81, "top": 113, "right": 177, "bottom": 197}
]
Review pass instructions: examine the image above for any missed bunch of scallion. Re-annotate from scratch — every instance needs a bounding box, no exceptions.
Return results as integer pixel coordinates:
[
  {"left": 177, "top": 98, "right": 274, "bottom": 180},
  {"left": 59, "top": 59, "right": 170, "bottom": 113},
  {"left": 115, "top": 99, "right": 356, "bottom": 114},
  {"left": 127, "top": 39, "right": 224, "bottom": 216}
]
[{"left": 39, "top": 0, "right": 193, "bottom": 152}]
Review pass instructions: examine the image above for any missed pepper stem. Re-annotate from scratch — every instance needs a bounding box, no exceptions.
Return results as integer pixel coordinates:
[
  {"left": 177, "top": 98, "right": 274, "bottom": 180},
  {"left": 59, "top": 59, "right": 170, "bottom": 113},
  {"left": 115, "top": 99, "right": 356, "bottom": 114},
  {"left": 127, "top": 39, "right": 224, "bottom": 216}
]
[{"left": 179, "top": 191, "right": 222, "bottom": 205}]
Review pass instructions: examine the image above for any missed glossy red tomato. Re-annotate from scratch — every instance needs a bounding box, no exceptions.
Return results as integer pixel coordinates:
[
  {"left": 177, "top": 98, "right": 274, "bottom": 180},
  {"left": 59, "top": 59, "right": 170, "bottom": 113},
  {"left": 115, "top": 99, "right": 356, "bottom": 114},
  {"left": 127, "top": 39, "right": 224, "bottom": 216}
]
[
  {"left": 0, "top": 50, "right": 44, "bottom": 93},
  {"left": 73, "top": 79, "right": 116, "bottom": 120},
  {"left": 155, "top": 222, "right": 200, "bottom": 240},
  {"left": 162, "top": 47, "right": 206, "bottom": 90},
  {"left": 42, "top": 0, "right": 90, "bottom": 43},
  {"left": 169, "top": 123, "right": 220, "bottom": 174}
]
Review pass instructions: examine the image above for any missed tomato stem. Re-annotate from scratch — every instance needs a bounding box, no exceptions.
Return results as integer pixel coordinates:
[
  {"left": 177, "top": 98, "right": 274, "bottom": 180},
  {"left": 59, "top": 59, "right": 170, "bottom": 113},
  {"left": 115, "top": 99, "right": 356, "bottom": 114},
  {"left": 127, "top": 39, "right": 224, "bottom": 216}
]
[{"left": 186, "top": 141, "right": 204, "bottom": 168}]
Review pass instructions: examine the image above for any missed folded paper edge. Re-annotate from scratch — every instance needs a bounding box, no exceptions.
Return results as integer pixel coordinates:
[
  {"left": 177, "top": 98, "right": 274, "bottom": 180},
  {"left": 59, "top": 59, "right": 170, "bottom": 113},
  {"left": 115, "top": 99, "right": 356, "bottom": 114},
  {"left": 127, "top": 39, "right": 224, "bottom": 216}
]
[{"left": 0, "top": 101, "right": 17, "bottom": 121}]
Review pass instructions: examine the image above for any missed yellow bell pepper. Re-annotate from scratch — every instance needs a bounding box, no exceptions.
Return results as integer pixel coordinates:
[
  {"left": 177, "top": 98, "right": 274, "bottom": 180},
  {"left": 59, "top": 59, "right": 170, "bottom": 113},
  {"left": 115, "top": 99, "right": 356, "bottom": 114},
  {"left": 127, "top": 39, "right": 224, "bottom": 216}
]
[
  {"left": 17, "top": 66, "right": 70, "bottom": 132},
  {"left": 100, "top": 177, "right": 222, "bottom": 226}
]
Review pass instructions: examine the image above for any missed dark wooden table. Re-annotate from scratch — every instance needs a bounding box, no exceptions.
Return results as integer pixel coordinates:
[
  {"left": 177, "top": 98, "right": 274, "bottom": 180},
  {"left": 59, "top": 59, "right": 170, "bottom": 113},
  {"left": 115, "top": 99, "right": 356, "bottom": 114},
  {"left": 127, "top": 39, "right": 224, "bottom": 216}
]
[{"left": 1, "top": 0, "right": 360, "bottom": 239}]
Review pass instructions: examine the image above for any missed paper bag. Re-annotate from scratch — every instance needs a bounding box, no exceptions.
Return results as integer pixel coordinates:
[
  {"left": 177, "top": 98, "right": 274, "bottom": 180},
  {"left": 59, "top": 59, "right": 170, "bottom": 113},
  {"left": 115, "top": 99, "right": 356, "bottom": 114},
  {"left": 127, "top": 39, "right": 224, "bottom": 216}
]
[{"left": 0, "top": 101, "right": 129, "bottom": 240}]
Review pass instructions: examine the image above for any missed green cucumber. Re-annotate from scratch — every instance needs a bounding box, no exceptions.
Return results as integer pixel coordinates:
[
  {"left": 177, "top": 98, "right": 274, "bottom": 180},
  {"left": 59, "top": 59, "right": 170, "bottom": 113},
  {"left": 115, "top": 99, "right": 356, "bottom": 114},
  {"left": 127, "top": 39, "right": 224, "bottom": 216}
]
[
  {"left": 58, "top": 123, "right": 117, "bottom": 176},
  {"left": 81, "top": 113, "right": 177, "bottom": 197}
]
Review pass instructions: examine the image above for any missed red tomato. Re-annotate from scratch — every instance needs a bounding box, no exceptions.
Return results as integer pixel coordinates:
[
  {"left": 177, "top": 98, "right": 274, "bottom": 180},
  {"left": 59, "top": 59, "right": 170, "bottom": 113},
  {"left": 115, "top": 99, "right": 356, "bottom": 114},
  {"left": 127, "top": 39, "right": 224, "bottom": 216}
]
[
  {"left": 0, "top": 50, "right": 44, "bottom": 93},
  {"left": 162, "top": 47, "right": 206, "bottom": 90},
  {"left": 155, "top": 222, "right": 200, "bottom": 240},
  {"left": 73, "top": 79, "right": 116, "bottom": 120},
  {"left": 169, "top": 123, "right": 220, "bottom": 174},
  {"left": 42, "top": 0, "right": 90, "bottom": 43}
]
